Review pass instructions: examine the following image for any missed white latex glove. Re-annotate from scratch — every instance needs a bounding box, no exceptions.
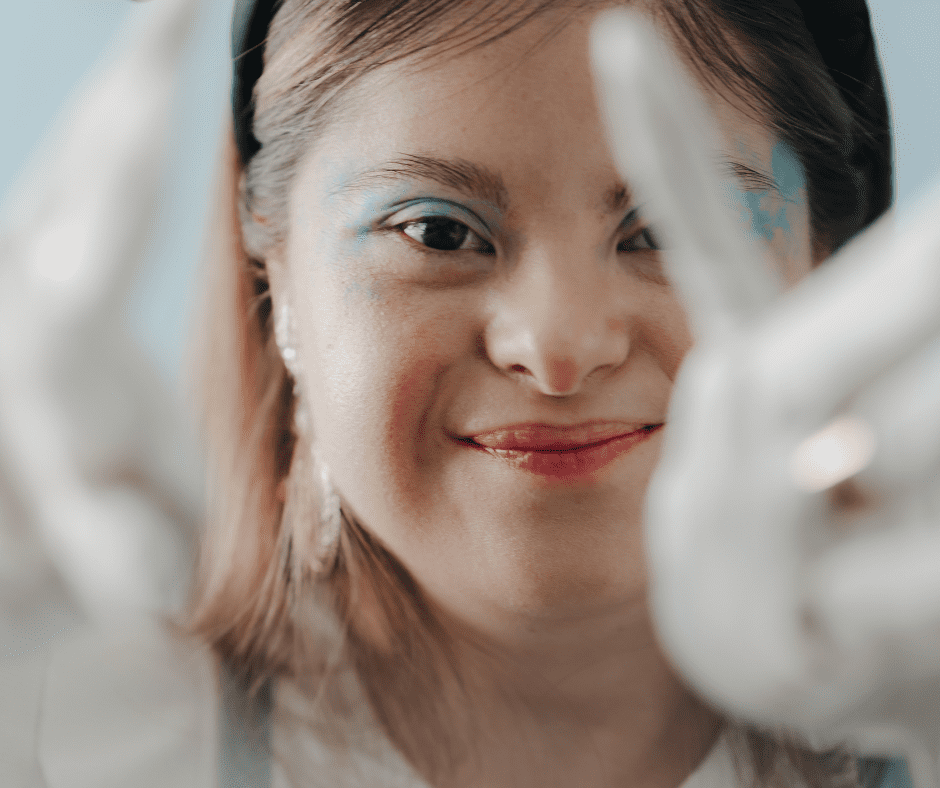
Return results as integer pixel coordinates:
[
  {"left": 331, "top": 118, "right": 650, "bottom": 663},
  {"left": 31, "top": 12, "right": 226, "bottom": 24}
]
[
  {"left": 591, "top": 11, "right": 940, "bottom": 788},
  {"left": 0, "top": 0, "right": 203, "bottom": 627}
]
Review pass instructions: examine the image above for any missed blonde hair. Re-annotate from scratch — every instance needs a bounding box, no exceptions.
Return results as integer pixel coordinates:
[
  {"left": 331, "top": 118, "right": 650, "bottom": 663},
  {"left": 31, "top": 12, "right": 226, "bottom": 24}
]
[{"left": 188, "top": 1, "right": 882, "bottom": 785}]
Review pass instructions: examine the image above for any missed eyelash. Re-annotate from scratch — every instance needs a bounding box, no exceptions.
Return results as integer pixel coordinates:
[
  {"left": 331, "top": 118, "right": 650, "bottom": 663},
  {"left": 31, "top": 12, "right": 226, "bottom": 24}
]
[
  {"left": 618, "top": 225, "right": 660, "bottom": 253},
  {"left": 395, "top": 216, "right": 661, "bottom": 256},
  {"left": 396, "top": 216, "right": 496, "bottom": 255}
]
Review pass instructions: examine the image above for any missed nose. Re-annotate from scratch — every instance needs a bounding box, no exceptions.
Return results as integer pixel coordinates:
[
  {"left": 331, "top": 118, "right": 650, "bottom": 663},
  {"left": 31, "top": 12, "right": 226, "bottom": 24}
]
[{"left": 484, "top": 249, "right": 631, "bottom": 397}]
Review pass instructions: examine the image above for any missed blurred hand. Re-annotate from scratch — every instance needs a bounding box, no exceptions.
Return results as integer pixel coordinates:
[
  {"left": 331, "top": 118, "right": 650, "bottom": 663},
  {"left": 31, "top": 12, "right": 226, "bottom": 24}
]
[
  {"left": 591, "top": 10, "right": 940, "bottom": 788},
  {"left": 0, "top": 0, "right": 202, "bottom": 626}
]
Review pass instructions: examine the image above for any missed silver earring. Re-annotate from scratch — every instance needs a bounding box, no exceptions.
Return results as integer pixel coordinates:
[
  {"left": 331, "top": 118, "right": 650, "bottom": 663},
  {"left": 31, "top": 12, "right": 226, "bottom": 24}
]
[
  {"left": 275, "top": 302, "right": 300, "bottom": 378},
  {"left": 312, "top": 444, "right": 342, "bottom": 571},
  {"left": 283, "top": 393, "right": 341, "bottom": 577},
  {"left": 276, "top": 304, "right": 341, "bottom": 574}
]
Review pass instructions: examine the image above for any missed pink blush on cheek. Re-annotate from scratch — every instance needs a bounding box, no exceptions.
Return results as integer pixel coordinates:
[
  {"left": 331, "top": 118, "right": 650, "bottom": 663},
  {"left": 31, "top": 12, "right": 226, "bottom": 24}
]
[
  {"left": 386, "top": 355, "right": 450, "bottom": 477},
  {"left": 326, "top": 341, "right": 454, "bottom": 532}
]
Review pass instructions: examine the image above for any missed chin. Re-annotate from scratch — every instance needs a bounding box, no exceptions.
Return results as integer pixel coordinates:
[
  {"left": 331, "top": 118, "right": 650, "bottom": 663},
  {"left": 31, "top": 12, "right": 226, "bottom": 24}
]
[{"left": 412, "top": 504, "right": 650, "bottom": 627}]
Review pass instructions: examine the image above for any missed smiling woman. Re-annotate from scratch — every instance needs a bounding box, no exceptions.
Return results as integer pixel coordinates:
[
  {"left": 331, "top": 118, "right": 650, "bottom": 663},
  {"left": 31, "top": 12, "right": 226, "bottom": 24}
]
[
  {"left": 174, "top": 1, "right": 897, "bottom": 787},
  {"left": 6, "top": 0, "right": 934, "bottom": 783}
]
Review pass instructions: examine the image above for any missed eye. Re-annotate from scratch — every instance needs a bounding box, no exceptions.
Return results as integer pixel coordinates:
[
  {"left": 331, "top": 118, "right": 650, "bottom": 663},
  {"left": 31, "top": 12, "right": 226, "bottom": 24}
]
[
  {"left": 399, "top": 216, "right": 495, "bottom": 254},
  {"left": 617, "top": 226, "right": 661, "bottom": 253}
]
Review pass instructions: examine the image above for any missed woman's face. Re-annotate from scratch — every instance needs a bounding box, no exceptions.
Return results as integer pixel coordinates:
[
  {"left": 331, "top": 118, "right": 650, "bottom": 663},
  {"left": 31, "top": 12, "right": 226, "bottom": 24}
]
[{"left": 271, "top": 9, "right": 812, "bottom": 631}]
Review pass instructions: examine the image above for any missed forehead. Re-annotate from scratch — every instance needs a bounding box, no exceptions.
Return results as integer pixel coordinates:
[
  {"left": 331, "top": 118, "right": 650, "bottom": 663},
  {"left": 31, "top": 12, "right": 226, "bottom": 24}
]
[{"left": 300, "top": 7, "right": 781, "bottom": 207}]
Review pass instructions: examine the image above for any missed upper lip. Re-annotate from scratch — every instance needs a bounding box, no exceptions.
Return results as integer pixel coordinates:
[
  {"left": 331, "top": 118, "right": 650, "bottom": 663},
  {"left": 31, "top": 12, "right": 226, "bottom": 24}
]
[{"left": 461, "top": 421, "right": 660, "bottom": 451}]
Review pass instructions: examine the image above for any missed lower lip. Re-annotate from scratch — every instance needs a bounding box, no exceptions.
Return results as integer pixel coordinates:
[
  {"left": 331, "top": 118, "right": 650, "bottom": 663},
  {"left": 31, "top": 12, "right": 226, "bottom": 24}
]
[{"left": 466, "top": 425, "right": 663, "bottom": 482}]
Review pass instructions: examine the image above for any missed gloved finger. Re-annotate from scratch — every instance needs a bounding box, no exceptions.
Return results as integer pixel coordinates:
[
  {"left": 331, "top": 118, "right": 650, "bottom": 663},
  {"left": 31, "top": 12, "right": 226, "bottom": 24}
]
[
  {"left": 807, "top": 505, "right": 940, "bottom": 685},
  {"left": 746, "top": 180, "right": 940, "bottom": 433},
  {"left": 847, "top": 332, "right": 940, "bottom": 494},
  {"left": 590, "top": 9, "right": 783, "bottom": 341}
]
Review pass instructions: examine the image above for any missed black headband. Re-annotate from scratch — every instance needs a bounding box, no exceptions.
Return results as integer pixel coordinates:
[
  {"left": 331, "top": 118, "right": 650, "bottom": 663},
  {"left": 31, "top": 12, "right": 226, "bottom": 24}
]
[
  {"left": 231, "top": 0, "right": 283, "bottom": 167},
  {"left": 231, "top": 0, "right": 892, "bottom": 226}
]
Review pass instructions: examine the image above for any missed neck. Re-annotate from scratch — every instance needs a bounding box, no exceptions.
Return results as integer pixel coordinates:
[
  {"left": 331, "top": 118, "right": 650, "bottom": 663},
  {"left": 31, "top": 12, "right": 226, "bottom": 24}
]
[{"left": 346, "top": 576, "right": 723, "bottom": 788}]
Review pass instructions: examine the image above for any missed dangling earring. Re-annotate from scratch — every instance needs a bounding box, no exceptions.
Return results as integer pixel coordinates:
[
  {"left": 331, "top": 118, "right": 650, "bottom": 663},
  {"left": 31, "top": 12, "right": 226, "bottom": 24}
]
[
  {"left": 282, "top": 412, "right": 342, "bottom": 576},
  {"left": 275, "top": 302, "right": 341, "bottom": 576},
  {"left": 310, "top": 442, "right": 342, "bottom": 573},
  {"left": 275, "top": 302, "right": 300, "bottom": 379}
]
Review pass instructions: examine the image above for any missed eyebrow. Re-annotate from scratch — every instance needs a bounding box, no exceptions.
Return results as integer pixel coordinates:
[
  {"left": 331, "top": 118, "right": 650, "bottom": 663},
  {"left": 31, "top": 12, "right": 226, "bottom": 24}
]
[
  {"left": 338, "top": 154, "right": 640, "bottom": 218},
  {"left": 720, "top": 158, "right": 781, "bottom": 195},
  {"left": 336, "top": 154, "right": 511, "bottom": 213},
  {"left": 334, "top": 153, "right": 781, "bottom": 214}
]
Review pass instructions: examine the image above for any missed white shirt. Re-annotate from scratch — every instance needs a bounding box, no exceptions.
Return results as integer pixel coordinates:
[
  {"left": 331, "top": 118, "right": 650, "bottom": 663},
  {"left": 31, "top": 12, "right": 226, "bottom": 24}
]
[{"left": 0, "top": 617, "right": 747, "bottom": 788}]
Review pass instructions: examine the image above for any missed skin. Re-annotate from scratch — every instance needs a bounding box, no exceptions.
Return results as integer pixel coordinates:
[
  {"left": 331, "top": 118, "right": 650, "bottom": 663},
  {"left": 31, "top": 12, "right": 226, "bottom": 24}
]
[{"left": 267, "top": 7, "right": 813, "bottom": 788}]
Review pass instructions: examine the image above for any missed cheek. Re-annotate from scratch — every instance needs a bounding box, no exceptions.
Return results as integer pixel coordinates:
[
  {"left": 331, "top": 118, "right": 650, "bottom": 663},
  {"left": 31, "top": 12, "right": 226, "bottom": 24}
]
[
  {"left": 775, "top": 197, "right": 813, "bottom": 284},
  {"left": 636, "top": 289, "right": 694, "bottom": 382},
  {"left": 296, "top": 271, "right": 476, "bottom": 525}
]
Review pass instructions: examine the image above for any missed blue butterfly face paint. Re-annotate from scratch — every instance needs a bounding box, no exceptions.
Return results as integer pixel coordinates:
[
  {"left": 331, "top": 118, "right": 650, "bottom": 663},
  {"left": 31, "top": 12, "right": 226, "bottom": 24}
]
[
  {"left": 717, "top": 138, "right": 810, "bottom": 283},
  {"left": 724, "top": 141, "right": 806, "bottom": 246}
]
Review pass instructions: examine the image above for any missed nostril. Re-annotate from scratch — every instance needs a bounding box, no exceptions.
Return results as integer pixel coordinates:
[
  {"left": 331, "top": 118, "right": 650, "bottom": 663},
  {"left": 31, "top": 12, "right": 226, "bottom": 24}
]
[{"left": 510, "top": 364, "right": 529, "bottom": 375}]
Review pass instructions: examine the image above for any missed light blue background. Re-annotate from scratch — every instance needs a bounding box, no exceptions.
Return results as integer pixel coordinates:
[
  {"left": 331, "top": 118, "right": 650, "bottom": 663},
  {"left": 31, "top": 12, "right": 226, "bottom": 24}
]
[{"left": 2, "top": 0, "right": 938, "bottom": 387}]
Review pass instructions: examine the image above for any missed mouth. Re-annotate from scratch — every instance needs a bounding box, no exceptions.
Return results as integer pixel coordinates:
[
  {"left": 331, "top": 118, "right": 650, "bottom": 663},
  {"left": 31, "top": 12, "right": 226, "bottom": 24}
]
[{"left": 457, "top": 422, "right": 664, "bottom": 481}]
